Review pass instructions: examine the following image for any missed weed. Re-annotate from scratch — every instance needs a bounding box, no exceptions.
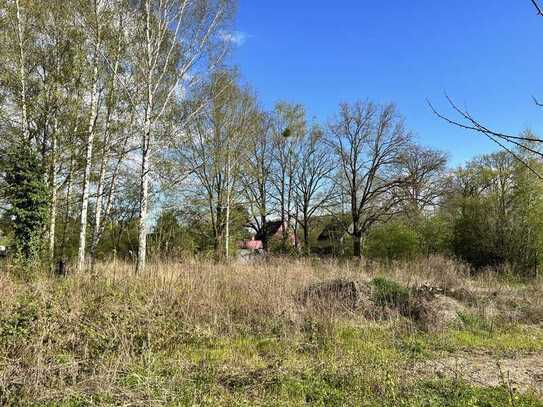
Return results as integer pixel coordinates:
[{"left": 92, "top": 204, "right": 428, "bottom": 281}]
[{"left": 371, "top": 276, "right": 411, "bottom": 310}]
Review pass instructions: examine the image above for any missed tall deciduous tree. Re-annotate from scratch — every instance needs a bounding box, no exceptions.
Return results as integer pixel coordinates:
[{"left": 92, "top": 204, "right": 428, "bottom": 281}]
[
  {"left": 241, "top": 111, "right": 274, "bottom": 247},
  {"left": 76, "top": 0, "right": 109, "bottom": 272},
  {"left": 398, "top": 144, "right": 448, "bottom": 216},
  {"left": 180, "top": 71, "right": 257, "bottom": 258},
  {"left": 443, "top": 149, "right": 543, "bottom": 275},
  {"left": 328, "top": 101, "right": 411, "bottom": 258},
  {"left": 128, "top": 0, "right": 234, "bottom": 272},
  {"left": 270, "top": 102, "right": 305, "bottom": 250},
  {"left": 294, "top": 125, "right": 336, "bottom": 254}
]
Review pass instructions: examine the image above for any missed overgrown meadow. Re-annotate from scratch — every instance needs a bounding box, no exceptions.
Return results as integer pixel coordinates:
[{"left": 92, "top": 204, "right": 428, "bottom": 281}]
[
  {"left": 1, "top": 257, "right": 542, "bottom": 406},
  {"left": 2, "top": 1, "right": 543, "bottom": 405}
]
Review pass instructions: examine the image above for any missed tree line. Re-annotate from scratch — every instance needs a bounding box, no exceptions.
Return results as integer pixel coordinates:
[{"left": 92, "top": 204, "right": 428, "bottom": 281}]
[
  {"left": 1, "top": 0, "right": 542, "bottom": 277},
  {"left": 0, "top": 0, "right": 235, "bottom": 272}
]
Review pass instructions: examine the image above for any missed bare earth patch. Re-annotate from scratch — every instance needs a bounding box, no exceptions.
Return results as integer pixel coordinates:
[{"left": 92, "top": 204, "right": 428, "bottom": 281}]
[{"left": 413, "top": 351, "right": 543, "bottom": 397}]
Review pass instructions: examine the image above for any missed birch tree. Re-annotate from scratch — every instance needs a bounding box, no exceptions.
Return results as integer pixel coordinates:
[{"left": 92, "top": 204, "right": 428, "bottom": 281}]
[
  {"left": 0, "top": 0, "right": 38, "bottom": 145},
  {"left": 14, "top": 0, "right": 30, "bottom": 140},
  {"left": 89, "top": 7, "right": 135, "bottom": 271},
  {"left": 129, "top": 0, "right": 234, "bottom": 272},
  {"left": 0, "top": 0, "right": 59, "bottom": 261},
  {"left": 75, "top": 0, "right": 108, "bottom": 272}
]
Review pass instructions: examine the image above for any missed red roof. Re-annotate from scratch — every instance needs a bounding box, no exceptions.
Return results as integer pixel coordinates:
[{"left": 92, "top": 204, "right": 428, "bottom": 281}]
[{"left": 239, "top": 239, "right": 263, "bottom": 250}]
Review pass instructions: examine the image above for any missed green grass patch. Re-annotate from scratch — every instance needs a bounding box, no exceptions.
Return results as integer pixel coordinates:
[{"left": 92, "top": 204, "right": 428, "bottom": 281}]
[
  {"left": 371, "top": 277, "right": 410, "bottom": 309},
  {"left": 410, "top": 324, "right": 543, "bottom": 355}
]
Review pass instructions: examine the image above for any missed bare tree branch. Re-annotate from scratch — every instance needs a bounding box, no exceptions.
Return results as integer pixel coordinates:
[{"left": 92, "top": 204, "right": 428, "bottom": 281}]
[{"left": 531, "top": 0, "right": 543, "bottom": 15}]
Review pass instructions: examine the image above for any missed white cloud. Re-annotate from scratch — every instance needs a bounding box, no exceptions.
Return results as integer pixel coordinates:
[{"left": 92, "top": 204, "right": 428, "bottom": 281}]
[{"left": 219, "top": 30, "right": 248, "bottom": 47}]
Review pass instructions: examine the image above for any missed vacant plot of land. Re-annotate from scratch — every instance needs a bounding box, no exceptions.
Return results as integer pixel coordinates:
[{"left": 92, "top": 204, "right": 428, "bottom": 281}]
[{"left": 1, "top": 257, "right": 542, "bottom": 405}]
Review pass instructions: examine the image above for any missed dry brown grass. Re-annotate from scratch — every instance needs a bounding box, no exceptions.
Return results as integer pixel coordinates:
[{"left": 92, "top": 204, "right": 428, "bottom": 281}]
[
  {"left": 1, "top": 255, "right": 542, "bottom": 405},
  {"left": 51, "top": 255, "right": 543, "bottom": 330},
  {"left": 2, "top": 255, "right": 541, "bottom": 338},
  {"left": 90, "top": 256, "right": 467, "bottom": 328}
]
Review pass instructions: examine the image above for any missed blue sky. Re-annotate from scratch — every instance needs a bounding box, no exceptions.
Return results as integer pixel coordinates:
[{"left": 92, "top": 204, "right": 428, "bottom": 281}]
[{"left": 229, "top": 1, "right": 543, "bottom": 166}]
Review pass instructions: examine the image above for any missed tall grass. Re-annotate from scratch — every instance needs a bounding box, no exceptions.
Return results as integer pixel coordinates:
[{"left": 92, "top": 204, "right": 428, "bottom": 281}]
[{"left": 0, "top": 256, "right": 542, "bottom": 404}]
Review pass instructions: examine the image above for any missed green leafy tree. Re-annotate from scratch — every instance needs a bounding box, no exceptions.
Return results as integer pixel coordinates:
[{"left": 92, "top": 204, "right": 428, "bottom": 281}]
[
  {"left": 364, "top": 220, "right": 419, "bottom": 261},
  {"left": 444, "top": 150, "right": 543, "bottom": 275},
  {"left": 1, "top": 143, "right": 49, "bottom": 261},
  {"left": 149, "top": 210, "right": 196, "bottom": 259},
  {"left": 413, "top": 214, "right": 451, "bottom": 256}
]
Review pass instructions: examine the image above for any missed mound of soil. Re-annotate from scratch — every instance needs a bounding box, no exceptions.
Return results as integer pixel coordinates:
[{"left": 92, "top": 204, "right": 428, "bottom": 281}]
[
  {"left": 410, "top": 293, "right": 466, "bottom": 332},
  {"left": 300, "top": 279, "right": 467, "bottom": 332},
  {"left": 300, "top": 278, "right": 372, "bottom": 311}
]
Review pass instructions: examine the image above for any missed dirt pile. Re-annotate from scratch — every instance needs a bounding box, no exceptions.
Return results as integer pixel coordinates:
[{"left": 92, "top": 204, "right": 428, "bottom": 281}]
[
  {"left": 299, "top": 278, "right": 372, "bottom": 312},
  {"left": 300, "top": 278, "right": 467, "bottom": 332},
  {"left": 410, "top": 293, "right": 466, "bottom": 332}
]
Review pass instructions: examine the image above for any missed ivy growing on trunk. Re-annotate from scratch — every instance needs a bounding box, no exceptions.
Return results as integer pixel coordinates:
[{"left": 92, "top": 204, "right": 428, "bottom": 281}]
[{"left": 1, "top": 142, "right": 49, "bottom": 262}]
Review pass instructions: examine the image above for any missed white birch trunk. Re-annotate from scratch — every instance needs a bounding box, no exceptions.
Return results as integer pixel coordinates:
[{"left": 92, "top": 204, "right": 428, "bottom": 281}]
[
  {"left": 137, "top": 0, "right": 154, "bottom": 273},
  {"left": 137, "top": 116, "right": 151, "bottom": 273},
  {"left": 135, "top": 0, "right": 225, "bottom": 271},
  {"left": 77, "top": 59, "right": 100, "bottom": 273},
  {"left": 48, "top": 118, "right": 58, "bottom": 264},
  {"left": 90, "top": 46, "right": 123, "bottom": 271},
  {"left": 225, "top": 152, "right": 231, "bottom": 259},
  {"left": 15, "top": 0, "right": 29, "bottom": 140}
]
